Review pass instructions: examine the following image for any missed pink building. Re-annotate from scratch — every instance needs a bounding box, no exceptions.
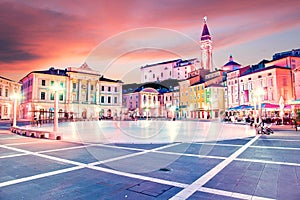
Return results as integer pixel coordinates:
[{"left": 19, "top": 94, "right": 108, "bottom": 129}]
[{"left": 227, "top": 65, "right": 294, "bottom": 114}]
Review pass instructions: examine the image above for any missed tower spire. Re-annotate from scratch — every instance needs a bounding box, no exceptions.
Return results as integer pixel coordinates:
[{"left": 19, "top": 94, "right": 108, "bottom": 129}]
[
  {"left": 200, "top": 16, "right": 213, "bottom": 72},
  {"left": 201, "top": 17, "right": 211, "bottom": 41}
]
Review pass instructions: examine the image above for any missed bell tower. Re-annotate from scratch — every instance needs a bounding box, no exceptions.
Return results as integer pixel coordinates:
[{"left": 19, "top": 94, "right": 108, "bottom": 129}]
[{"left": 200, "top": 16, "right": 213, "bottom": 72}]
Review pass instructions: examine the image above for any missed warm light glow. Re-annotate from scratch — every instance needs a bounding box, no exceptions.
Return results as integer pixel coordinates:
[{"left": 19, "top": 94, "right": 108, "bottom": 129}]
[
  {"left": 10, "top": 93, "right": 21, "bottom": 100},
  {"left": 255, "top": 87, "right": 265, "bottom": 96}
]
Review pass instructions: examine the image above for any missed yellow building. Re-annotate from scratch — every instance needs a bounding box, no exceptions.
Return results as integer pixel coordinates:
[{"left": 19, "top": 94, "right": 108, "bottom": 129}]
[
  {"left": 189, "top": 82, "right": 206, "bottom": 119},
  {"left": 179, "top": 79, "right": 190, "bottom": 118}
]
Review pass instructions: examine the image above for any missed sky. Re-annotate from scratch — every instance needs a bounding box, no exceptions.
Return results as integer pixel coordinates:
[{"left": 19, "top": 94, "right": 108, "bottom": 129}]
[{"left": 0, "top": 0, "right": 300, "bottom": 83}]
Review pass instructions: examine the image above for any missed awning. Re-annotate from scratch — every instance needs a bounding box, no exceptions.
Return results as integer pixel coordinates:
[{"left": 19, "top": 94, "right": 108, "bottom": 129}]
[
  {"left": 261, "top": 103, "right": 280, "bottom": 109},
  {"left": 289, "top": 99, "right": 300, "bottom": 105},
  {"left": 228, "top": 105, "right": 254, "bottom": 111}
]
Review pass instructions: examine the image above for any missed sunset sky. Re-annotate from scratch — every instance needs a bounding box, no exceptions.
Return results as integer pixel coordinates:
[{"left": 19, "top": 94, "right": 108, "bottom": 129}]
[{"left": 0, "top": 0, "right": 300, "bottom": 83}]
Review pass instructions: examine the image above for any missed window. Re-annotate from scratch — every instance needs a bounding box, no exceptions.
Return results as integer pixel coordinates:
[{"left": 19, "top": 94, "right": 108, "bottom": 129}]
[
  {"left": 40, "top": 92, "right": 46, "bottom": 100},
  {"left": 73, "top": 83, "right": 76, "bottom": 89},
  {"left": 108, "top": 86, "right": 111, "bottom": 92},
  {"left": 161, "top": 72, "right": 163, "bottom": 78},
  {"left": 108, "top": 96, "right": 111, "bottom": 103},
  {"left": 60, "top": 82, "right": 64, "bottom": 87},
  {"left": 153, "top": 74, "right": 155, "bottom": 78},
  {"left": 101, "top": 96, "right": 105, "bottom": 103},
  {"left": 59, "top": 94, "right": 63, "bottom": 101},
  {"left": 50, "top": 93, "right": 54, "bottom": 100},
  {"left": 5, "top": 88, "right": 8, "bottom": 97},
  {"left": 170, "top": 71, "right": 172, "bottom": 76},
  {"left": 51, "top": 81, "right": 54, "bottom": 86},
  {"left": 115, "top": 87, "right": 118, "bottom": 92},
  {"left": 91, "top": 85, "right": 94, "bottom": 91},
  {"left": 145, "top": 75, "right": 147, "bottom": 80},
  {"left": 114, "top": 97, "right": 118, "bottom": 104},
  {"left": 42, "top": 80, "right": 46, "bottom": 86},
  {"left": 101, "top": 86, "right": 105, "bottom": 91},
  {"left": 0, "top": 87, "right": 2, "bottom": 96}
]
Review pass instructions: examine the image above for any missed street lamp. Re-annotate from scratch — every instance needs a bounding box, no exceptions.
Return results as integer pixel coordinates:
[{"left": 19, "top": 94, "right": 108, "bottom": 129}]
[
  {"left": 50, "top": 83, "right": 64, "bottom": 132},
  {"left": 11, "top": 93, "right": 20, "bottom": 127},
  {"left": 255, "top": 88, "right": 265, "bottom": 124}
]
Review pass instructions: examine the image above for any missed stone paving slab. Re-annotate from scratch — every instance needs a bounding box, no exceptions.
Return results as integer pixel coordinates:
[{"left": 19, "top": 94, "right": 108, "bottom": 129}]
[
  {"left": 188, "top": 191, "right": 240, "bottom": 200},
  {"left": 238, "top": 147, "right": 300, "bottom": 163},
  {"left": 210, "top": 138, "right": 253, "bottom": 145},
  {"left": 113, "top": 143, "right": 172, "bottom": 150},
  {"left": 3, "top": 140, "right": 86, "bottom": 152},
  {"left": 0, "top": 168, "right": 182, "bottom": 200},
  {"left": 204, "top": 160, "right": 300, "bottom": 199},
  {"left": 99, "top": 153, "right": 223, "bottom": 184},
  {"left": 159, "top": 143, "right": 240, "bottom": 157},
  {"left": 0, "top": 154, "right": 75, "bottom": 183},
  {"left": 252, "top": 139, "right": 300, "bottom": 148},
  {"left": 1, "top": 125, "right": 300, "bottom": 200},
  {"left": 0, "top": 146, "right": 23, "bottom": 157},
  {"left": 44, "top": 145, "right": 140, "bottom": 164}
]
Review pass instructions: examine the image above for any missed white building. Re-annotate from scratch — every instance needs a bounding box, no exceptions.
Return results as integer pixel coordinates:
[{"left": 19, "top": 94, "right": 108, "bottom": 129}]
[
  {"left": 140, "top": 59, "right": 198, "bottom": 83},
  {"left": 0, "top": 76, "right": 21, "bottom": 120},
  {"left": 19, "top": 63, "right": 123, "bottom": 120}
]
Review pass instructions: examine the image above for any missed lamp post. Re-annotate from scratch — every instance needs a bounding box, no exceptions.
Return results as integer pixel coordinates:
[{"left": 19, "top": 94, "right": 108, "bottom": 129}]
[
  {"left": 51, "top": 83, "right": 64, "bottom": 132},
  {"left": 253, "top": 96, "right": 257, "bottom": 124},
  {"left": 255, "top": 88, "right": 265, "bottom": 124},
  {"left": 11, "top": 93, "right": 20, "bottom": 127}
]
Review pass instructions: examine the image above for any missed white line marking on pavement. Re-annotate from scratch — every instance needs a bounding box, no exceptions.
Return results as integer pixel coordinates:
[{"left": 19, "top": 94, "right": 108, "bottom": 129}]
[
  {"left": 0, "top": 143, "right": 180, "bottom": 187},
  {"left": 258, "top": 138, "right": 300, "bottom": 142},
  {"left": 154, "top": 150, "right": 226, "bottom": 160},
  {"left": 250, "top": 146, "right": 300, "bottom": 151},
  {"left": 0, "top": 144, "right": 87, "bottom": 166},
  {"left": 169, "top": 135, "right": 261, "bottom": 200},
  {"left": 87, "top": 143, "right": 180, "bottom": 166},
  {"left": 196, "top": 142, "right": 243, "bottom": 147},
  {"left": 5, "top": 141, "right": 49, "bottom": 146},
  {"left": 235, "top": 158, "right": 300, "bottom": 167},
  {"left": 38, "top": 144, "right": 94, "bottom": 153},
  {"left": 0, "top": 166, "right": 84, "bottom": 188},
  {"left": 0, "top": 153, "right": 29, "bottom": 159},
  {"left": 199, "top": 187, "right": 275, "bottom": 200},
  {"left": 0, "top": 140, "right": 276, "bottom": 200}
]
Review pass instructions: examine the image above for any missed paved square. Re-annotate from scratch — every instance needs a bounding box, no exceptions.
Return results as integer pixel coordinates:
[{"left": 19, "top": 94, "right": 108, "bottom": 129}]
[{"left": 1, "top": 123, "right": 300, "bottom": 200}]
